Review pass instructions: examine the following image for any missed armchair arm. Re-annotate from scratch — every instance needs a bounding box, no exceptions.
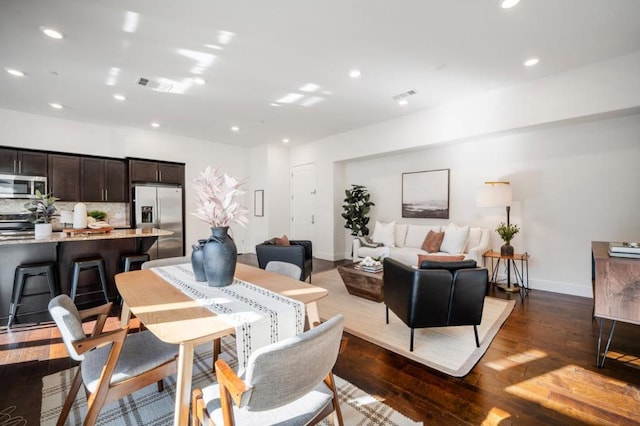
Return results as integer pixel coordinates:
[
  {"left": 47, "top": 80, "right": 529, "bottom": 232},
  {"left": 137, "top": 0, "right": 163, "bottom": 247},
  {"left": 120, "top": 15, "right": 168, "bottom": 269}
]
[
  {"left": 72, "top": 326, "right": 129, "bottom": 356},
  {"left": 215, "top": 359, "right": 253, "bottom": 408},
  {"left": 290, "top": 240, "right": 312, "bottom": 260},
  {"left": 466, "top": 229, "right": 490, "bottom": 263},
  {"left": 79, "top": 302, "right": 113, "bottom": 336}
]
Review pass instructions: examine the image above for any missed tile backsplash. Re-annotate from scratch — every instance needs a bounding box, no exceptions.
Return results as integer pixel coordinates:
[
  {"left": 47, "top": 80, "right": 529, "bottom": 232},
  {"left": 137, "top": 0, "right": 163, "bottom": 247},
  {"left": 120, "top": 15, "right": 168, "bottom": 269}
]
[{"left": 0, "top": 199, "right": 130, "bottom": 229}]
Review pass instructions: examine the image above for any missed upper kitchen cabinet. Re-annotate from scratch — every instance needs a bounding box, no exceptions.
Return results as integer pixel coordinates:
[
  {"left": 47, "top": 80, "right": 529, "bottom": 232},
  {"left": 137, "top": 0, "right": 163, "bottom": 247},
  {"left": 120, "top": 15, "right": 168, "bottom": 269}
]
[
  {"left": 129, "top": 159, "right": 184, "bottom": 185},
  {"left": 81, "top": 158, "right": 127, "bottom": 202},
  {"left": 0, "top": 148, "right": 48, "bottom": 176},
  {"left": 48, "top": 154, "right": 80, "bottom": 201}
]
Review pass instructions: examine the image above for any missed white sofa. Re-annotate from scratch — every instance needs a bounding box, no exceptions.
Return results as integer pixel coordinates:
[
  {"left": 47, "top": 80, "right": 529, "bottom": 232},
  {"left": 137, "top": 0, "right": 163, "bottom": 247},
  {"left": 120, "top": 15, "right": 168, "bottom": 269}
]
[{"left": 352, "top": 222, "right": 490, "bottom": 267}]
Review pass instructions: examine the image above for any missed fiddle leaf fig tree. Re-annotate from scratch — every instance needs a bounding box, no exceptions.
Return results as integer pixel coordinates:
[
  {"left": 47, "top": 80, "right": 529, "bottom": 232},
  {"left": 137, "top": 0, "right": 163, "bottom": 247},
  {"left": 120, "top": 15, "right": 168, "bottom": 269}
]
[{"left": 341, "top": 184, "right": 375, "bottom": 237}]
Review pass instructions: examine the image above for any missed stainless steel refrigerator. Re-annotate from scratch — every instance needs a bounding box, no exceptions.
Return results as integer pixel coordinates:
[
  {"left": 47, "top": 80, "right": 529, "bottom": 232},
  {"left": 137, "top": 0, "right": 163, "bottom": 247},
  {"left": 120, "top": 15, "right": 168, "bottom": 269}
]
[{"left": 133, "top": 185, "right": 184, "bottom": 259}]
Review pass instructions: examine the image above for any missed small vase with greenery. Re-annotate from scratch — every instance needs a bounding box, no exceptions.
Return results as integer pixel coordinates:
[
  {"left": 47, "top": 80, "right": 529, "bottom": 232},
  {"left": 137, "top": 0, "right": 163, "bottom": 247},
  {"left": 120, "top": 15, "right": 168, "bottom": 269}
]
[
  {"left": 24, "top": 190, "right": 58, "bottom": 239},
  {"left": 496, "top": 222, "right": 519, "bottom": 256},
  {"left": 341, "top": 184, "right": 375, "bottom": 237}
]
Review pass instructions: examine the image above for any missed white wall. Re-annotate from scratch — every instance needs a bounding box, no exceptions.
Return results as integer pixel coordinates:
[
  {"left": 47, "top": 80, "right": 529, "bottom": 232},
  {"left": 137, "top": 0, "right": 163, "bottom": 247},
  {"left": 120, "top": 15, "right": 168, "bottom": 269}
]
[
  {"left": 341, "top": 114, "right": 640, "bottom": 296},
  {"left": 246, "top": 145, "right": 291, "bottom": 252},
  {"left": 0, "top": 108, "right": 251, "bottom": 252},
  {"left": 291, "top": 51, "right": 640, "bottom": 297}
]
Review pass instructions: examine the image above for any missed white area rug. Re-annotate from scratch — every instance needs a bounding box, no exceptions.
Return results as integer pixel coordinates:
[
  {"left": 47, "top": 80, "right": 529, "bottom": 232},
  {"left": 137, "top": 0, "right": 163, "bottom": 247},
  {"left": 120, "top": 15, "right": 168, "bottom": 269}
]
[
  {"left": 314, "top": 269, "right": 515, "bottom": 377},
  {"left": 41, "top": 338, "right": 421, "bottom": 425}
]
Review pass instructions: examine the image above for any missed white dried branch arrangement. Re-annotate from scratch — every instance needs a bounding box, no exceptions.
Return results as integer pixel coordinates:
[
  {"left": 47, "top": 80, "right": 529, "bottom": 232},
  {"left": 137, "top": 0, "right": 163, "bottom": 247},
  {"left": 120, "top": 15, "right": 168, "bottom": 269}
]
[{"left": 192, "top": 167, "right": 249, "bottom": 227}]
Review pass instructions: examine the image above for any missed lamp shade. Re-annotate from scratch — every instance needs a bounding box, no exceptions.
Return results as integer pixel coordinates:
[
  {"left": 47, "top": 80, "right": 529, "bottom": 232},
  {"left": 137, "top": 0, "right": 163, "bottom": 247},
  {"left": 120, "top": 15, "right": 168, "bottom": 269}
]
[{"left": 476, "top": 181, "right": 512, "bottom": 207}]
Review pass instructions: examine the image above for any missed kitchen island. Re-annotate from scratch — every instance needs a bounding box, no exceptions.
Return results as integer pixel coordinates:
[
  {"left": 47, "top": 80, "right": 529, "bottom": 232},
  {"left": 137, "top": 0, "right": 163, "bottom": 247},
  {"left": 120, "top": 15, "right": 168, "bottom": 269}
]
[{"left": 0, "top": 229, "right": 173, "bottom": 323}]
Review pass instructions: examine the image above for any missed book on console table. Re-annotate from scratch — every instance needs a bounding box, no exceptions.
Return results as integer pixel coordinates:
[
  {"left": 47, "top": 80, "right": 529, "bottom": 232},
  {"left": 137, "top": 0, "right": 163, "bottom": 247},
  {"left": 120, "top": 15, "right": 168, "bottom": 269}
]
[
  {"left": 608, "top": 249, "right": 640, "bottom": 259},
  {"left": 609, "top": 242, "right": 640, "bottom": 255}
]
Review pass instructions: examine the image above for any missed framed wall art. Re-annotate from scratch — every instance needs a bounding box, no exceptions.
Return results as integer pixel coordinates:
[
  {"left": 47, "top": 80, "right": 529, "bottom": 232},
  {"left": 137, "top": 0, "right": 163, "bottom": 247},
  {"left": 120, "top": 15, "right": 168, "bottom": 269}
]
[
  {"left": 254, "top": 189, "right": 264, "bottom": 217},
  {"left": 402, "top": 169, "right": 450, "bottom": 219}
]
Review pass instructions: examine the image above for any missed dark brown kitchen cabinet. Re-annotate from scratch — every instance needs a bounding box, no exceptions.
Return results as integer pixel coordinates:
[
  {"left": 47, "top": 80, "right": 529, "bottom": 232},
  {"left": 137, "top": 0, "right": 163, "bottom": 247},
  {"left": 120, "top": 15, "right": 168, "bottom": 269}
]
[
  {"left": 0, "top": 148, "right": 48, "bottom": 176},
  {"left": 81, "top": 158, "right": 127, "bottom": 202},
  {"left": 129, "top": 159, "right": 184, "bottom": 185},
  {"left": 48, "top": 154, "right": 80, "bottom": 201}
]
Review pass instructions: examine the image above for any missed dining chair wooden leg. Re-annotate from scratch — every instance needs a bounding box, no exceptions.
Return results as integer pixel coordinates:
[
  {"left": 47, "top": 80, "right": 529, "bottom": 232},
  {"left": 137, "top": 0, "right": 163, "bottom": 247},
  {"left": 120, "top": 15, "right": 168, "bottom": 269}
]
[
  {"left": 157, "top": 379, "right": 164, "bottom": 392},
  {"left": 212, "top": 338, "right": 221, "bottom": 371},
  {"left": 325, "top": 373, "right": 344, "bottom": 426},
  {"left": 56, "top": 368, "right": 83, "bottom": 426}
]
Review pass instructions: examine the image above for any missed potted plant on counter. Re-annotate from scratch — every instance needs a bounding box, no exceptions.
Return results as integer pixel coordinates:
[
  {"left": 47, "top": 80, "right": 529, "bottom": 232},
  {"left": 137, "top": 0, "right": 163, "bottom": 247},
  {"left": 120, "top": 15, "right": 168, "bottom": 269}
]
[{"left": 24, "top": 190, "right": 59, "bottom": 239}]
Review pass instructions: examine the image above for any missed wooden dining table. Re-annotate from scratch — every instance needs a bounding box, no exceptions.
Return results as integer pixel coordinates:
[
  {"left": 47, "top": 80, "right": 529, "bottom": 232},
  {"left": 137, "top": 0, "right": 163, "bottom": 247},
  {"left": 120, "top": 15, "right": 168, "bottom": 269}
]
[{"left": 115, "top": 262, "right": 328, "bottom": 426}]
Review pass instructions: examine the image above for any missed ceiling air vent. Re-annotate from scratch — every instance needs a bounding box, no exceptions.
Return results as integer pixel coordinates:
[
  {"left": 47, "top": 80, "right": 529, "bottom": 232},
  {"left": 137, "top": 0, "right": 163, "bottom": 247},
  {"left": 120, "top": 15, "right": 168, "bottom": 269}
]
[
  {"left": 137, "top": 76, "right": 173, "bottom": 93},
  {"left": 392, "top": 89, "right": 418, "bottom": 101}
]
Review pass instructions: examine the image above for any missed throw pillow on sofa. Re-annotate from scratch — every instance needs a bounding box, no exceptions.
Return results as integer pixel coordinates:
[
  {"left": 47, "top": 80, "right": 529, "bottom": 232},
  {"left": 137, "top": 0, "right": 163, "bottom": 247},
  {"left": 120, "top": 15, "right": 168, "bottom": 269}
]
[
  {"left": 440, "top": 224, "right": 469, "bottom": 254},
  {"left": 421, "top": 230, "right": 445, "bottom": 253},
  {"left": 405, "top": 224, "right": 441, "bottom": 248},
  {"left": 275, "top": 235, "right": 290, "bottom": 246},
  {"left": 394, "top": 224, "right": 408, "bottom": 248},
  {"left": 417, "top": 254, "right": 465, "bottom": 267},
  {"left": 372, "top": 221, "right": 395, "bottom": 247}
]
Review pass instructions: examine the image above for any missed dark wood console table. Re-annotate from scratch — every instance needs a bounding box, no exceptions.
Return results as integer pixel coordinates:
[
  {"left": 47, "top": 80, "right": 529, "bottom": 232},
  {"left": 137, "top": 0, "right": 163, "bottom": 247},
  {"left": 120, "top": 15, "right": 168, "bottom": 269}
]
[{"left": 592, "top": 241, "right": 640, "bottom": 367}]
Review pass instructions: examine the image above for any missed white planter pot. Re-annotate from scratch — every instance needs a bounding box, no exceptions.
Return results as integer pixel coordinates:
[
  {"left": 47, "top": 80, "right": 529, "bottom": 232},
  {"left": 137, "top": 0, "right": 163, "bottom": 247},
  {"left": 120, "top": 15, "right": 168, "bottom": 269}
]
[{"left": 35, "top": 223, "right": 53, "bottom": 240}]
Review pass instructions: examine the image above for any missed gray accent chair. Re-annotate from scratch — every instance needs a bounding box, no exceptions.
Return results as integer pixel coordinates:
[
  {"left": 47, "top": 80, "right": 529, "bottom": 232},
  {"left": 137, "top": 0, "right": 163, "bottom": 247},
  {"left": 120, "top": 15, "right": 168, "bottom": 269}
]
[
  {"left": 48, "top": 294, "right": 178, "bottom": 425},
  {"left": 192, "top": 315, "right": 345, "bottom": 426},
  {"left": 265, "top": 261, "right": 303, "bottom": 280}
]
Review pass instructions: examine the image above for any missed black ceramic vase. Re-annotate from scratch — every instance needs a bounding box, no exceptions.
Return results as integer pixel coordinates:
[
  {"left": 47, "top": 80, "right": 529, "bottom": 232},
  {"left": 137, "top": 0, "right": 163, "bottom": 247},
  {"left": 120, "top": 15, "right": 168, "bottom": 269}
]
[
  {"left": 190, "top": 239, "right": 208, "bottom": 282},
  {"left": 202, "top": 226, "right": 237, "bottom": 287},
  {"left": 500, "top": 243, "right": 514, "bottom": 256}
]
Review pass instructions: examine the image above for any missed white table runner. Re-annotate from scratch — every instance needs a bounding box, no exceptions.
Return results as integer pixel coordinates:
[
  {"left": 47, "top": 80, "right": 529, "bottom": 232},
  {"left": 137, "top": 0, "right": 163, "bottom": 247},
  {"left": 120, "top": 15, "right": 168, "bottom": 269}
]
[{"left": 151, "top": 263, "right": 305, "bottom": 371}]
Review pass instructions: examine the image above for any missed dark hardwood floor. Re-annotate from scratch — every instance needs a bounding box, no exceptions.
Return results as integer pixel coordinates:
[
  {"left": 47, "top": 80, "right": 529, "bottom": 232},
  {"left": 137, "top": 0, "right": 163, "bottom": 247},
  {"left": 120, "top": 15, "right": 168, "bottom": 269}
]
[{"left": 1, "top": 255, "right": 639, "bottom": 425}]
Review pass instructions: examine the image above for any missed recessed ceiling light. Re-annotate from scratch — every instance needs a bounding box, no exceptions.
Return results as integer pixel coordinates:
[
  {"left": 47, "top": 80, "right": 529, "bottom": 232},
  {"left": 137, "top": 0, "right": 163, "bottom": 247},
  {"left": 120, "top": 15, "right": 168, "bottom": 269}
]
[
  {"left": 40, "top": 27, "right": 64, "bottom": 39},
  {"left": 523, "top": 57, "right": 540, "bottom": 67},
  {"left": 193, "top": 77, "right": 206, "bottom": 85},
  {"left": 49, "top": 102, "right": 64, "bottom": 109},
  {"left": 282, "top": 138, "right": 290, "bottom": 144},
  {"left": 500, "top": 0, "right": 520, "bottom": 9},
  {"left": 150, "top": 122, "right": 160, "bottom": 128},
  {"left": 113, "top": 94, "right": 126, "bottom": 101},
  {"left": 5, "top": 68, "right": 25, "bottom": 77},
  {"left": 398, "top": 99, "right": 408, "bottom": 106},
  {"left": 231, "top": 126, "right": 239, "bottom": 132},
  {"left": 349, "top": 69, "right": 362, "bottom": 78}
]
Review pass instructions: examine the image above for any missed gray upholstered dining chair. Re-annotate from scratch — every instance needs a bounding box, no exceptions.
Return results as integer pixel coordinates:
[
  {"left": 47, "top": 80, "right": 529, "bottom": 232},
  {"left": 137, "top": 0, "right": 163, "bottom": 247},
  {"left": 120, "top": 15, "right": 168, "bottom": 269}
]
[
  {"left": 265, "top": 260, "right": 303, "bottom": 280},
  {"left": 141, "top": 255, "right": 190, "bottom": 269},
  {"left": 192, "top": 315, "right": 345, "bottom": 426},
  {"left": 48, "top": 295, "right": 178, "bottom": 426}
]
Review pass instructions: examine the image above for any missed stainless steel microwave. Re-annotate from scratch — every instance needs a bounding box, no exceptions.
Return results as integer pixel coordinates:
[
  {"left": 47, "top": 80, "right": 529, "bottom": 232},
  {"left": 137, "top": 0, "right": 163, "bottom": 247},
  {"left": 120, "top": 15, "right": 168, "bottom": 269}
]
[{"left": 0, "top": 174, "right": 47, "bottom": 198}]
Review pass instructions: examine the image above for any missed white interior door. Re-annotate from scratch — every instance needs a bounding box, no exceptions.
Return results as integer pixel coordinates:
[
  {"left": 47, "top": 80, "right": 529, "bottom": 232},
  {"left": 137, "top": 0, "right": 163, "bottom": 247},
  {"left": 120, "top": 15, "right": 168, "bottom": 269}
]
[{"left": 291, "top": 163, "right": 316, "bottom": 244}]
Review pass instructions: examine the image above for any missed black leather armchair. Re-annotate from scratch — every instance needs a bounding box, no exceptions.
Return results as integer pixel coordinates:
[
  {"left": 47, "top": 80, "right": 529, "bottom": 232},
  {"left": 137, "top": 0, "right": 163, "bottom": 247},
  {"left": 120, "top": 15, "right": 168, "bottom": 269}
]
[
  {"left": 383, "top": 257, "right": 488, "bottom": 351},
  {"left": 255, "top": 240, "right": 313, "bottom": 282}
]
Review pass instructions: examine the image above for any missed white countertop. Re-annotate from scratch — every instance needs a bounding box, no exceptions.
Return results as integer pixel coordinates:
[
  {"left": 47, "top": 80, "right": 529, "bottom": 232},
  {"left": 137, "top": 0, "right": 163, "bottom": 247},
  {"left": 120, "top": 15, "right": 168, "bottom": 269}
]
[{"left": 0, "top": 228, "right": 173, "bottom": 246}]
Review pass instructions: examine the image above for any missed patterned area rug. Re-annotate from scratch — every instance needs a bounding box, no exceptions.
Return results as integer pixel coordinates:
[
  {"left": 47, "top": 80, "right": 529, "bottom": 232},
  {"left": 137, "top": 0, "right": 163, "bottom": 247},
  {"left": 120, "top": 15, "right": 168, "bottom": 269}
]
[
  {"left": 41, "top": 338, "right": 421, "bottom": 425},
  {"left": 314, "top": 269, "right": 516, "bottom": 377}
]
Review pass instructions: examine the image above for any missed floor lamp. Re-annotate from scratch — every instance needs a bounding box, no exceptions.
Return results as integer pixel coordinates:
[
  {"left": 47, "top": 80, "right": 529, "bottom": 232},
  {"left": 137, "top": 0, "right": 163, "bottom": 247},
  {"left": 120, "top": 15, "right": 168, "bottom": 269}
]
[{"left": 477, "top": 181, "right": 518, "bottom": 292}]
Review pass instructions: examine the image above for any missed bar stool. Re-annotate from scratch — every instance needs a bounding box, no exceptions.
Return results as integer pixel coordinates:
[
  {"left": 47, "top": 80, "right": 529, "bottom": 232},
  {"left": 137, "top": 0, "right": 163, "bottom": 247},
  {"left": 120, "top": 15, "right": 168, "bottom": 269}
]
[
  {"left": 121, "top": 253, "right": 150, "bottom": 272},
  {"left": 7, "top": 262, "right": 57, "bottom": 328},
  {"left": 70, "top": 257, "right": 109, "bottom": 303}
]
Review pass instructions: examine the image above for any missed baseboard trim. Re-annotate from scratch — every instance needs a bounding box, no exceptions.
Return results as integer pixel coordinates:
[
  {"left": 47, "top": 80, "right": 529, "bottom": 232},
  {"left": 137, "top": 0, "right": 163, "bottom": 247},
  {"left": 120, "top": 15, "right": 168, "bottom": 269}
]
[{"left": 493, "top": 273, "right": 593, "bottom": 298}]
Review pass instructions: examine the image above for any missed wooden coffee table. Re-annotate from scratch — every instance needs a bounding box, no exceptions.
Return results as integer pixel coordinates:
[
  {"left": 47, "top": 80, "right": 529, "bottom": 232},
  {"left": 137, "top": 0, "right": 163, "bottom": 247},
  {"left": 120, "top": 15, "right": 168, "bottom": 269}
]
[{"left": 337, "top": 262, "right": 384, "bottom": 302}]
